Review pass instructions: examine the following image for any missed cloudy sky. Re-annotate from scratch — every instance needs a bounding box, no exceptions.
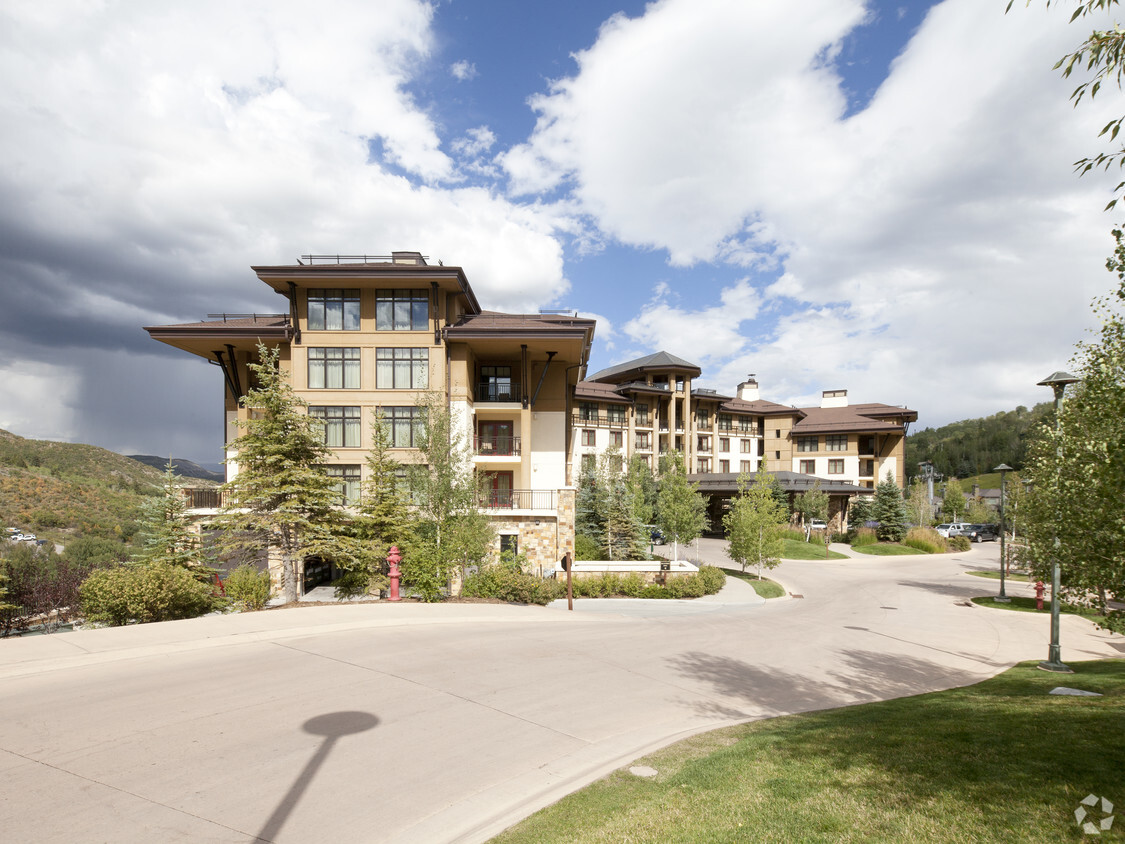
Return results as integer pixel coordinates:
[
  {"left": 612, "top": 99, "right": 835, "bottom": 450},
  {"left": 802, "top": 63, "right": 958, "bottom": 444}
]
[{"left": 0, "top": 0, "right": 1120, "bottom": 467}]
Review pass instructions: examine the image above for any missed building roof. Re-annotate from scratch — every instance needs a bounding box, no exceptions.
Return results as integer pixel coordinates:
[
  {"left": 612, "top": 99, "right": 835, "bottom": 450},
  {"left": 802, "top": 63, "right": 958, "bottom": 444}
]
[
  {"left": 791, "top": 403, "right": 917, "bottom": 435},
  {"left": 586, "top": 350, "right": 702, "bottom": 382},
  {"left": 689, "top": 471, "right": 870, "bottom": 495},
  {"left": 144, "top": 314, "right": 294, "bottom": 357},
  {"left": 573, "top": 380, "right": 632, "bottom": 404},
  {"left": 720, "top": 397, "right": 802, "bottom": 418}
]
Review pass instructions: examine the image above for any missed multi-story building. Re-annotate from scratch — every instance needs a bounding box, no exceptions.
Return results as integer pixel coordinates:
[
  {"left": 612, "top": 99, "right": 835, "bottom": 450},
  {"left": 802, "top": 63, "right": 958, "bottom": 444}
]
[
  {"left": 146, "top": 253, "right": 594, "bottom": 590},
  {"left": 572, "top": 351, "right": 917, "bottom": 529}
]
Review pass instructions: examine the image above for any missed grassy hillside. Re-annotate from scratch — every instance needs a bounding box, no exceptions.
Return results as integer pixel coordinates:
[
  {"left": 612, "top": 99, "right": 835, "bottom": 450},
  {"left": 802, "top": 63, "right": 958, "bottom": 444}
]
[{"left": 0, "top": 429, "right": 166, "bottom": 542}]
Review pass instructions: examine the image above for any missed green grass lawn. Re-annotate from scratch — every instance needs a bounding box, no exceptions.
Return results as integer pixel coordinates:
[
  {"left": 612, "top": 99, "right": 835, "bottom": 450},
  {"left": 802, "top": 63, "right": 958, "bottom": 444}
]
[
  {"left": 720, "top": 568, "right": 786, "bottom": 599},
  {"left": 493, "top": 660, "right": 1125, "bottom": 843},
  {"left": 966, "top": 569, "right": 1035, "bottom": 582},
  {"left": 780, "top": 538, "right": 849, "bottom": 560},
  {"left": 849, "top": 543, "right": 928, "bottom": 556},
  {"left": 972, "top": 595, "right": 1111, "bottom": 626}
]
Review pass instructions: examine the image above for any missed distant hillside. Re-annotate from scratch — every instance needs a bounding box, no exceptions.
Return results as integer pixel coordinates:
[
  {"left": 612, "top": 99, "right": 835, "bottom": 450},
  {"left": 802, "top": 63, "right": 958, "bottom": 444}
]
[
  {"left": 907, "top": 403, "right": 1054, "bottom": 480},
  {"left": 127, "top": 455, "right": 223, "bottom": 483},
  {"left": 0, "top": 429, "right": 166, "bottom": 541}
]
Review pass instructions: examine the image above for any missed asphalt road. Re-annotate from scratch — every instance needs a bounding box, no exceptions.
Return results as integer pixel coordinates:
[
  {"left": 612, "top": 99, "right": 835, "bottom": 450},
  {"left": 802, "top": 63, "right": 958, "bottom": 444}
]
[{"left": 1, "top": 540, "right": 1121, "bottom": 843}]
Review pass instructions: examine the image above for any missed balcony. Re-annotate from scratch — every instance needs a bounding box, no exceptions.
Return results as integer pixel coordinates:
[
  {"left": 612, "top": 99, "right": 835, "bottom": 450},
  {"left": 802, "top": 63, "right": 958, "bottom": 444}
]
[
  {"left": 634, "top": 438, "right": 652, "bottom": 451},
  {"left": 572, "top": 412, "right": 627, "bottom": 428},
  {"left": 474, "top": 435, "right": 521, "bottom": 456},
  {"left": 476, "top": 382, "right": 522, "bottom": 403},
  {"left": 478, "top": 489, "right": 557, "bottom": 510},
  {"left": 181, "top": 487, "right": 226, "bottom": 510}
]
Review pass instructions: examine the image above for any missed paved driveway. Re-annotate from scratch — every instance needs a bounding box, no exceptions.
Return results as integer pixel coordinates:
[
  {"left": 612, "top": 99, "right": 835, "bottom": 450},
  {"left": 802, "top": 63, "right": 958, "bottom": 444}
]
[{"left": 0, "top": 542, "right": 1121, "bottom": 843}]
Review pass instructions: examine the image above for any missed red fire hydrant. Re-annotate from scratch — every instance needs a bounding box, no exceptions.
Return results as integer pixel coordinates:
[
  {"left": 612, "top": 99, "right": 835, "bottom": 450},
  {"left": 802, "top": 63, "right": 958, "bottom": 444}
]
[
  {"left": 387, "top": 545, "right": 402, "bottom": 602},
  {"left": 1035, "top": 580, "right": 1045, "bottom": 611}
]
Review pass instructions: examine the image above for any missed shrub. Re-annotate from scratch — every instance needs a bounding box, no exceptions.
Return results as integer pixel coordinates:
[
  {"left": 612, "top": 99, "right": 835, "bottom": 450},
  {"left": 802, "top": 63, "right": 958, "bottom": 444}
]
[
  {"left": 948, "top": 535, "right": 972, "bottom": 552},
  {"left": 850, "top": 527, "right": 878, "bottom": 547},
  {"left": 461, "top": 566, "right": 564, "bottom": 605},
  {"left": 572, "top": 567, "right": 725, "bottom": 599},
  {"left": 80, "top": 563, "right": 216, "bottom": 626},
  {"left": 780, "top": 528, "right": 805, "bottom": 543},
  {"left": 902, "top": 528, "right": 948, "bottom": 554},
  {"left": 225, "top": 564, "right": 272, "bottom": 610},
  {"left": 574, "top": 534, "right": 601, "bottom": 561},
  {"left": 697, "top": 565, "right": 726, "bottom": 594}
]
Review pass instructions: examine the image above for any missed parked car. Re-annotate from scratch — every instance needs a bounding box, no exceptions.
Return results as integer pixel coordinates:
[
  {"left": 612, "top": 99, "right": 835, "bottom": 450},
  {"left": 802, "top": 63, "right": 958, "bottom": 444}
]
[
  {"left": 935, "top": 524, "right": 953, "bottom": 537},
  {"left": 945, "top": 523, "right": 975, "bottom": 538},
  {"left": 808, "top": 519, "right": 827, "bottom": 531},
  {"left": 964, "top": 524, "right": 999, "bottom": 543},
  {"left": 644, "top": 525, "right": 665, "bottom": 543}
]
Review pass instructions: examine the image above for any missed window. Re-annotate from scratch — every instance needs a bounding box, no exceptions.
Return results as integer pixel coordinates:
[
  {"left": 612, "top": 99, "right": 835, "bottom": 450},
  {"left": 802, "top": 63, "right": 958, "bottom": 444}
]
[
  {"left": 479, "top": 366, "right": 517, "bottom": 402},
  {"left": 607, "top": 406, "right": 626, "bottom": 426},
  {"left": 608, "top": 454, "right": 623, "bottom": 473},
  {"left": 696, "top": 457, "right": 711, "bottom": 473},
  {"left": 307, "top": 289, "right": 360, "bottom": 331},
  {"left": 775, "top": 429, "right": 781, "bottom": 438},
  {"left": 740, "top": 439, "right": 751, "bottom": 453},
  {"left": 610, "top": 430, "right": 623, "bottom": 448},
  {"left": 697, "top": 408, "right": 710, "bottom": 427},
  {"left": 799, "top": 459, "right": 816, "bottom": 475},
  {"left": 697, "top": 435, "right": 711, "bottom": 452},
  {"left": 581, "top": 453, "right": 597, "bottom": 474},
  {"left": 308, "top": 348, "right": 360, "bottom": 389},
  {"left": 579, "top": 402, "right": 599, "bottom": 422},
  {"left": 376, "top": 289, "right": 428, "bottom": 331},
  {"left": 737, "top": 417, "right": 754, "bottom": 433},
  {"left": 719, "top": 437, "right": 730, "bottom": 453},
  {"left": 385, "top": 406, "right": 422, "bottom": 447},
  {"left": 376, "top": 347, "right": 428, "bottom": 389},
  {"left": 309, "top": 406, "right": 361, "bottom": 447},
  {"left": 775, "top": 450, "right": 781, "bottom": 460},
  {"left": 635, "top": 404, "right": 650, "bottom": 425},
  {"left": 826, "top": 434, "right": 848, "bottom": 452},
  {"left": 717, "top": 414, "right": 733, "bottom": 432},
  {"left": 740, "top": 460, "right": 753, "bottom": 473},
  {"left": 828, "top": 459, "right": 844, "bottom": 474},
  {"left": 500, "top": 534, "right": 519, "bottom": 556},
  {"left": 797, "top": 436, "right": 818, "bottom": 453},
  {"left": 719, "top": 459, "right": 730, "bottom": 473},
  {"left": 325, "top": 465, "right": 361, "bottom": 506},
  {"left": 581, "top": 429, "right": 595, "bottom": 446},
  {"left": 635, "top": 433, "right": 651, "bottom": 450}
]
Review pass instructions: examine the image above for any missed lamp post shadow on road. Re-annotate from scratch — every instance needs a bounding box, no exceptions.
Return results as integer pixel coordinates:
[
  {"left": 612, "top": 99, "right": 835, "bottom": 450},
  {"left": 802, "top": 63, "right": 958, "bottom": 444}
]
[{"left": 255, "top": 711, "right": 380, "bottom": 842}]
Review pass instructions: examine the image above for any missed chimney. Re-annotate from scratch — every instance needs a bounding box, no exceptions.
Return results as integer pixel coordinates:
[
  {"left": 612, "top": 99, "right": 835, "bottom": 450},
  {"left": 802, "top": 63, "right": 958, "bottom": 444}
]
[
  {"left": 737, "top": 375, "right": 759, "bottom": 402},
  {"left": 821, "top": 389, "right": 847, "bottom": 408},
  {"left": 392, "top": 251, "right": 426, "bottom": 265}
]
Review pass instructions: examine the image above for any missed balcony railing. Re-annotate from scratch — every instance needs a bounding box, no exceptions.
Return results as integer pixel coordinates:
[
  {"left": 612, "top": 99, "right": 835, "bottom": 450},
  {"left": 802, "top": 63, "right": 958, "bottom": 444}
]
[
  {"left": 476, "top": 382, "right": 522, "bottom": 403},
  {"left": 182, "top": 487, "right": 225, "bottom": 509},
  {"left": 474, "top": 436, "right": 521, "bottom": 456},
  {"left": 634, "top": 438, "right": 652, "bottom": 451},
  {"left": 572, "top": 413, "right": 627, "bottom": 428},
  {"left": 478, "top": 489, "right": 557, "bottom": 510}
]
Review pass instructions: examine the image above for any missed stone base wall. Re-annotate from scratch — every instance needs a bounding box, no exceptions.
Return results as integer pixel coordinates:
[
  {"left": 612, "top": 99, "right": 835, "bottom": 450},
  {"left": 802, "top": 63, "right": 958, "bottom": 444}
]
[{"left": 486, "top": 487, "right": 576, "bottom": 573}]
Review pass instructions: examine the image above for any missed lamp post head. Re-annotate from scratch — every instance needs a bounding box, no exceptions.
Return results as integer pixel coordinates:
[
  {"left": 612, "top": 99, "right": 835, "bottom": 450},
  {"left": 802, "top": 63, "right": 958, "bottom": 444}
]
[
  {"left": 1037, "top": 371, "right": 1080, "bottom": 401},
  {"left": 993, "top": 463, "right": 1013, "bottom": 475}
]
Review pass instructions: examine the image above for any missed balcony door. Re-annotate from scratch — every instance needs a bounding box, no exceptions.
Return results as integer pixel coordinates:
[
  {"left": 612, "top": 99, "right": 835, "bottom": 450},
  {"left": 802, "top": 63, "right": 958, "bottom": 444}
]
[
  {"left": 479, "top": 365, "right": 515, "bottom": 402},
  {"left": 485, "top": 471, "right": 514, "bottom": 507},
  {"left": 478, "top": 421, "right": 514, "bottom": 455}
]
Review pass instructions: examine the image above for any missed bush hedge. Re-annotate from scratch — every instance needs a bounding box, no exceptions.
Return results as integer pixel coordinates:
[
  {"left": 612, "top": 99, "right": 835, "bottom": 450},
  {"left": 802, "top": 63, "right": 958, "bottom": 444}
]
[
  {"left": 570, "top": 565, "right": 725, "bottom": 599},
  {"left": 948, "top": 535, "right": 972, "bottom": 552},
  {"left": 80, "top": 563, "right": 217, "bottom": 626},
  {"left": 461, "top": 566, "right": 564, "bottom": 605}
]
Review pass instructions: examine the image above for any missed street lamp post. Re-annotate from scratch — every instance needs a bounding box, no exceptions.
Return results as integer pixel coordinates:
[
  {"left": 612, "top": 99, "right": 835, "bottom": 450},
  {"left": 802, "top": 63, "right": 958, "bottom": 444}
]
[
  {"left": 993, "top": 463, "right": 1013, "bottom": 603},
  {"left": 1036, "top": 371, "right": 1080, "bottom": 673}
]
